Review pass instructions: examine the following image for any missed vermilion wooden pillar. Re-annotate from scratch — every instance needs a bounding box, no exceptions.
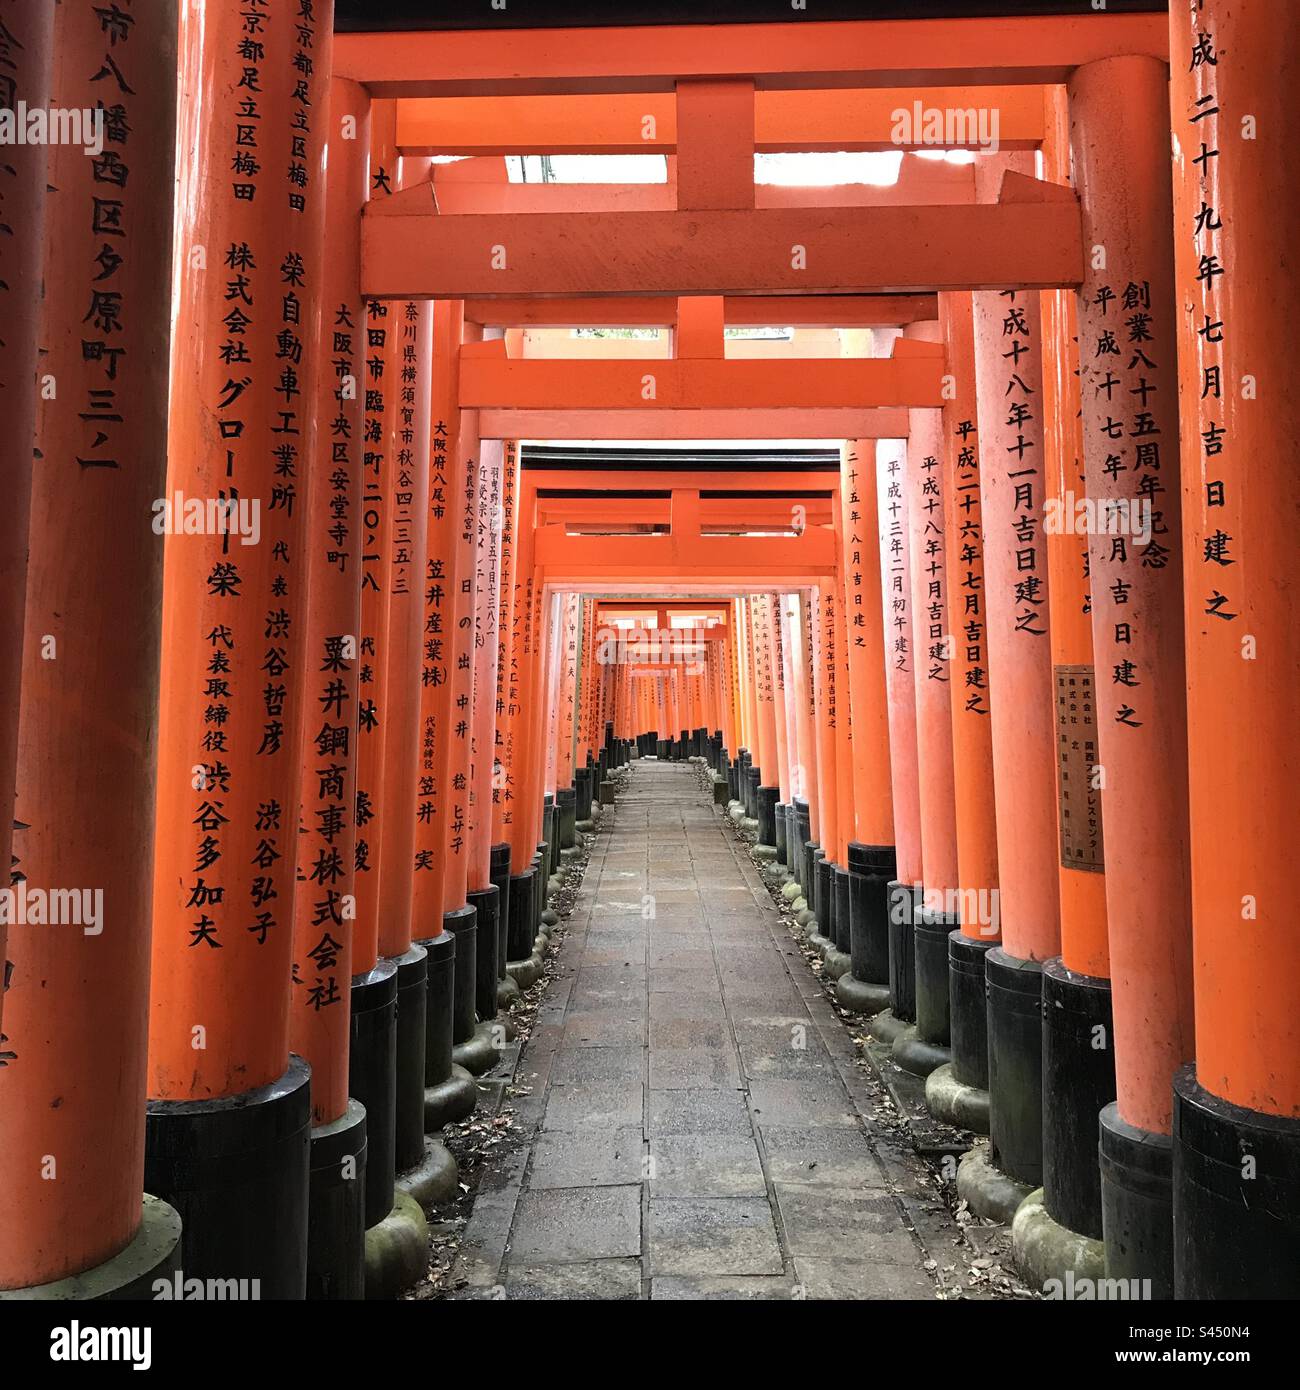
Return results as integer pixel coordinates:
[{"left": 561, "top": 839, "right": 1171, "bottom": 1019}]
[
  {"left": 753, "top": 595, "right": 780, "bottom": 849},
  {"left": 465, "top": 437, "right": 506, "bottom": 1030},
  {"left": 930, "top": 292, "right": 1000, "bottom": 1125},
  {"left": 1169, "top": 0, "right": 1300, "bottom": 1298},
  {"left": 289, "top": 72, "right": 367, "bottom": 1300},
  {"left": 413, "top": 299, "right": 480, "bottom": 1129},
  {"left": 0, "top": 0, "right": 180, "bottom": 1298},
  {"left": 873, "top": 439, "right": 922, "bottom": 1040},
  {"left": 807, "top": 583, "right": 839, "bottom": 952},
  {"left": 904, "top": 320, "right": 958, "bottom": 1066},
  {"left": 1068, "top": 51, "right": 1197, "bottom": 1296},
  {"left": 973, "top": 157, "right": 1082, "bottom": 1212},
  {"left": 767, "top": 594, "right": 792, "bottom": 863},
  {"left": 0, "top": 0, "right": 50, "bottom": 1061},
  {"left": 146, "top": 0, "right": 328, "bottom": 1297}
]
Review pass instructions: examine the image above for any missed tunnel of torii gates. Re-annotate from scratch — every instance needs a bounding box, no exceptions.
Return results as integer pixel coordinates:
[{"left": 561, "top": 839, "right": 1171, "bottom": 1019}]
[{"left": 0, "top": 0, "right": 1294, "bottom": 1307}]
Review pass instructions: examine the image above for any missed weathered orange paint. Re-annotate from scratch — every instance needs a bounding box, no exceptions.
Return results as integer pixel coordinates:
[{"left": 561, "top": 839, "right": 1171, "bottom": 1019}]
[
  {"left": 839, "top": 441, "right": 894, "bottom": 846},
  {"left": 1070, "top": 55, "right": 1193, "bottom": 1134},
  {"left": 937, "top": 295, "right": 999, "bottom": 940},
  {"left": 1170, "top": 2, "right": 1295, "bottom": 1117},
  {"left": 334, "top": 15, "right": 1168, "bottom": 98},
  {"left": 1040, "top": 91, "right": 1109, "bottom": 978},
  {"left": 0, "top": 0, "right": 176, "bottom": 1288},
  {"left": 394, "top": 86, "right": 1045, "bottom": 155},
  {"left": 291, "top": 75, "right": 365, "bottom": 1126},
  {"left": 877, "top": 439, "right": 922, "bottom": 889},
  {"left": 149, "top": 0, "right": 315, "bottom": 1099},
  {"left": 906, "top": 321, "right": 959, "bottom": 903},
  {"left": 0, "top": 0, "right": 50, "bottom": 1057},
  {"left": 970, "top": 164, "right": 1062, "bottom": 964},
  {"left": 362, "top": 203, "right": 1083, "bottom": 301}
]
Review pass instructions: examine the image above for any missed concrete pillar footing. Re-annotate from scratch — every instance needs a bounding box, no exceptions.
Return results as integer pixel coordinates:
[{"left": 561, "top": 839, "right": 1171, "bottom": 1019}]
[
  {"left": 822, "top": 948, "right": 852, "bottom": 980},
  {"left": 868, "top": 1008, "right": 909, "bottom": 1048},
  {"left": 924, "top": 1062, "right": 990, "bottom": 1134},
  {"left": 395, "top": 1135, "right": 459, "bottom": 1213},
  {"left": 1011, "top": 1187, "right": 1106, "bottom": 1294},
  {"left": 451, "top": 1019, "right": 504, "bottom": 1077},
  {"left": 891, "top": 1024, "right": 952, "bottom": 1078},
  {"left": 363, "top": 1189, "right": 428, "bottom": 1300},
  {"left": 956, "top": 1142, "right": 1035, "bottom": 1226},
  {"left": 506, "top": 956, "right": 541, "bottom": 990},
  {"left": 497, "top": 975, "right": 521, "bottom": 1008},
  {"left": 835, "top": 975, "right": 891, "bottom": 1016},
  {"left": 424, "top": 1063, "right": 479, "bottom": 1132}
]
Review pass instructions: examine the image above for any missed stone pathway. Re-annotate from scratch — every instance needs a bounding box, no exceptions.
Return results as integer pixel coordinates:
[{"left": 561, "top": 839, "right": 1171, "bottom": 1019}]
[{"left": 453, "top": 759, "right": 961, "bottom": 1300}]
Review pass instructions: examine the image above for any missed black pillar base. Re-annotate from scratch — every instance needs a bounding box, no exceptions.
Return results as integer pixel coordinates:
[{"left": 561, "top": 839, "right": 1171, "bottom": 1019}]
[
  {"left": 306, "top": 1098, "right": 367, "bottom": 1301},
  {"left": 1173, "top": 1064, "right": 1300, "bottom": 1299},
  {"left": 418, "top": 931, "right": 478, "bottom": 1131},
  {"left": 1100, "top": 1102, "right": 1173, "bottom": 1300},
  {"left": 467, "top": 884, "right": 500, "bottom": 1022},
  {"left": 847, "top": 843, "right": 894, "bottom": 991},
  {"left": 557, "top": 786, "right": 577, "bottom": 848},
  {"left": 793, "top": 800, "right": 811, "bottom": 889},
  {"left": 914, "top": 905, "right": 957, "bottom": 1046},
  {"left": 832, "top": 866, "right": 851, "bottom": 954},
  {"left": 756, "top": 785, "right": 779, "bottom": 847},
  {"left": 145, "top": 1054, "right": 312, "bottom": 1299},
  {"left": 744, "top": 766, "right": 760, "bottom": 820},
  {"left": 443, "top": 905, "right": 478, "bottom": 1045},
  {"left": 349, "top": 960, "right": 398, "bottom": 1229},
  {"left": 393, "top": 945, "right": 429, "bottom": 1177},
  {"left": 986, "top": 946, "right": 1044, "bottom": 1189},
  {"left": 948, "top": 930, "right": 995, "bottom": 1090},
  {"left": 1042, "top": 957, "right": 1115, "bottom": 1241},
  {"left": 887, "top": 880, "right": 921, "bottom": 1023},
  {"left": 801, "top": 839, "right": 819, "bottom": 910},
  {"left": 816, "top": 857, "right": 836, "bottom": 937},
  {"left": 507, "top": 867, "right": 536, "bottom": 961},
  {"left": 489, "top": 844, "right": 512, "bottom": 982},
  {"left": 774, "top": 803, "right": 789, "bottom": 866}
]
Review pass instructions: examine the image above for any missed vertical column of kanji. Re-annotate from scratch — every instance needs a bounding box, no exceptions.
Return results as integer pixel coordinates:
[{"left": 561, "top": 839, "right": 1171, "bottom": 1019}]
[
  {"left": 554, "top": 591, "right": 580, "bottom": 853},
  {"left": 903, "top": 321, "right": 958, "bottom": 1070},
  {"left": 767, "top": 594, "right": 791, "bottom": 867},
  {"left": 465, "top": 437, "right": 505, "bottom": 1037},
  {"left": 836, "top": 439, "right": 896, "bottom": 1019},
  {"left": 489, "top": 436, "right": 519, "bottom": 1001},
  {"left": 0, "top": 1, "right": 50, "bottom": 1061},
  {"left": 773, "top": 597, "right": 797, "bottom": 867},
  {"left": 874, "top": 440, "right": 921, "bottom": 1040},
  {"left": 930, "top": 293, "right": 1000, "bottom": 1134},
  {"left": 289, "top": 58, "right": 373, "bottom": 1303},
  {"left": 753, "top": 595, "right": 779, "bottom": 849},
  {"left": 793, "top": 592, "right": 820, "bottom": 911},
  {"left": 737, "top": 596, "right": 758, "bottom": 802},
  {"left": 807, "top": 581, "right": 839, "bottom": 955},
  {"left": 578, "top": 598, "right": 599, "bottom": 819},
  {"left": 504, "top": 480, "right": 543, "bottom": 984},
  {"left": 971, "top": 159, "right": 1080, "bottom": 1224},
  {"left": 1169, "top": 4, "right": 1298, "bottom": 1298},
  {"left": 146, "top": 0, "right": 314, "bottom": 1297},
  {"left": 382, "top": 157, "right": 460, "bottom": 1224},
  {"left": 336, "top": 99, "right": 410, "bottom": 1285},
  {"left": 414, "top": 299, "right": 479, "bottom": 1133},
  {"left": 829, "top": 536, "right": 858, "bottom": 977},
  {"left": 442, "top": 376, "right": 488, "bottom": 1054},
  {"left": 1069, "top": 52, "right": 1196, "bottom": 1294},
  {"left": 0, "top": 0, "right": 179, "bottom": 1299}
]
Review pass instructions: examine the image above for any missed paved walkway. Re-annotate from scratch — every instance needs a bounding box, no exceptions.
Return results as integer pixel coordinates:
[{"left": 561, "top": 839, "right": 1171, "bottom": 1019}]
[{"left": 455, "top": 759, "right": 950, "bottom": 1300}]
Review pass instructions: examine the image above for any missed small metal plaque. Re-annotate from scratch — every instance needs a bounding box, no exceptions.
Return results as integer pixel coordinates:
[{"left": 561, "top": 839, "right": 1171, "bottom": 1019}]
[{"left": 1056, "top": 664, "right": 1104, "bottom": 873}]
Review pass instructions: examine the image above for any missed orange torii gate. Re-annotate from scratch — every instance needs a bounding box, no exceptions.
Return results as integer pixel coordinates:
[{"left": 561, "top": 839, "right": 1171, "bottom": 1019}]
[{"left": 3, "top": 2, "right": 1295, "bottom": 1314}]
